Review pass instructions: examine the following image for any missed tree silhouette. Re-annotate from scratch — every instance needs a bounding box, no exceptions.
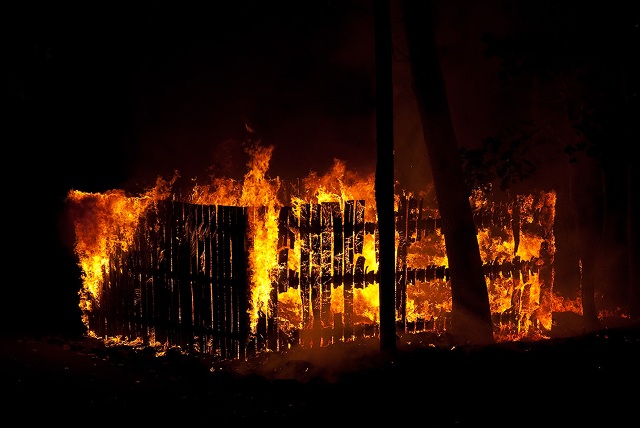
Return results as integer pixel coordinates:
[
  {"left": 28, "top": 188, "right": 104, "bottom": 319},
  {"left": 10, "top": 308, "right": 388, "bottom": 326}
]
[{"left": 401, "top": 0, "right": 494, "bottom": 345}]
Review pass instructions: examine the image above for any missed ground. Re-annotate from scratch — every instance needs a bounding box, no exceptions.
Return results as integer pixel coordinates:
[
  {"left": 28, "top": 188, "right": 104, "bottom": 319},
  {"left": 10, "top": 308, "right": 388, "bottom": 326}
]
[{"left": 2, "top": 318, "right": 639, "bottom": 426}]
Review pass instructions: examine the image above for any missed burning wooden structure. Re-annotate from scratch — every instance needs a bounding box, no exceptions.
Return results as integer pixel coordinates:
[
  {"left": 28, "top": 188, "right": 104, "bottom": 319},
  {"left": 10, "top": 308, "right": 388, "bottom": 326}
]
[
  {"left": 74, "top": 188, "right": 555, "bottom": 360},
  {"left": 85, "top": 200, "right": 250, "bottom": 359}
]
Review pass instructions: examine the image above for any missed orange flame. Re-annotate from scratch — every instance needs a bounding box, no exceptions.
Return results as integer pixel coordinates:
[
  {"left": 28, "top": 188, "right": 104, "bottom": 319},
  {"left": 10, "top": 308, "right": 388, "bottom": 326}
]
[
  {"left": 66, "top": 175, "right": 176, "bottom": 326},
  {"left": 67, "top": 142, "right": 583, "bottom": 348}
]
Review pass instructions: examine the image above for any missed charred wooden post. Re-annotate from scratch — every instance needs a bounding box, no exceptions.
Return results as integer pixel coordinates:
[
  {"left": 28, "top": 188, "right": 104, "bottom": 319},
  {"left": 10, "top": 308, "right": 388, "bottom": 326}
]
[
  {"left": 331, "top": 202, "right": 344, "bottom": 340},
  {"left": 226, "top": 205, "right": 249, "bottom": 359},
  {"left": 299, "top": 204, "right": 312, "bottom": 345},
  {"left": 155, "top": 201, "right": 171, "bottom": 346},
  {"left": 331, "top": 202, "right": 343, "bottom": 288},
  {"left": 277, "top": 207, "right": 293, "bottom": 293},
  {"left": 354, "top": 200, "right": 365, "bottom": 258},
  {"left": 396, "top": 194, "right": 409, "bottom": 329},
  {"left": 187, "top": 205, "right": 202, "bottom": 351},
  {"left": 171, "top": 201, "right": 185, "bottom": 348},
  {"left": 333, "top": 312, "right": 343, "bottom": 343},
  {"left": 415, "top": 198, "right": 424, "bottom": 241},
  {"left": 321, "top": 202, "right": 334, "bottom": 345},
  {"left": 256, "top": 310, "right": 267, "bottom": 352},
  {"left": 310, "top": 204, "right": 322, "bottom": 347},
  {"left": 178, "top": 203, "right": 193, "bottom": 350},
  {"left": 407, "top": 197, "right": 419, "bottom": 244},
  {"left": 200, "top": 205, "right": 214, "bottom": 353},
  {"left": 353, "top": 201, "right": 366, "bottom": 293},
  {"left": 273, "top": 206, "right": 292, "bottom": 351},
  {"left": 343, "top": 201, "right": 355, "bottom": 340},
  {"left": 355, "top": 256, "right": 365, "bottom": 291}
]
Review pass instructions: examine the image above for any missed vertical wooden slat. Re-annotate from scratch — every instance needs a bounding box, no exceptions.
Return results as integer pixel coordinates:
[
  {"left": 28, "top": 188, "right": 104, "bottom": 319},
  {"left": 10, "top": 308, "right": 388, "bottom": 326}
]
[
  {"left": 396, "top": 195, "right": 409, "bottom": 329},
  {"left": 211, "top": 204, "right": 222, "bottom": 355},
  {"left": 137, "top": 215, "right": 148, "bottom": 343},
  {"left": 287, "top": 207, "right": 298, "bottom": 289},
  {"left": 321, "top": 202, "right": 333, "bottom": 345},
  {"left": 310, "top": 204, "right": 322, "bottom": 346},
  {"left": 343, "top": 201, "right": 355, "bottom": 340},
  {"left": 232, "top": 206, "right": 249, "bottom": 359},
  {"left": 219, "top": 205, "right": 230, "bottom": 357},
  {"left": 181, "top": 203, "right": 194, "bottom": 350},
  {"left": 200, "top": 204, "right": 213, "bottom": 353},
  {"left": 277, "top": 207, "right": 292, "bottom": 293},
  {"left": 353, "top": 199, "right": 366, "bottom": 291},
  {"left": 415, "top": 198, "right": 424, "bottom": 242},
  {"left": 156, "top": 200, "right": 172, "bottom": 345},
  {"left": 331, "top": 202, "right": 343, "bottom": 286},
  {"left": 299, "top": 204, "right": 311, "bottom": 332},
  {"left": 330, "top": 202, "right": 343, "bottom": 341},
  {"left": 125, "top": 233, "right": 136, "bottom": 339},
  {"left": 190, "top": 204, "right": 202, "bottom": 350},
  {"left": 221, "top": 204, "right": 230, "bottom": 356},
  {"left": 172, "top": 201, "right": 185, "bottom": 348},
  {"left": 354, "top": 200, "right": 365, "bottom": 256}
]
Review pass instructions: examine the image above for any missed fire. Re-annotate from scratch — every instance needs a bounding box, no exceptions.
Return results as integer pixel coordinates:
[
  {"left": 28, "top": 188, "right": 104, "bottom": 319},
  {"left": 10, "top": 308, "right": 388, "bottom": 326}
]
[
  {"left": 66, "top": 140, "right": 587, "bottom": 354},
  {"left": 66, "top": 175, "right": 175, "bottom": 326}
]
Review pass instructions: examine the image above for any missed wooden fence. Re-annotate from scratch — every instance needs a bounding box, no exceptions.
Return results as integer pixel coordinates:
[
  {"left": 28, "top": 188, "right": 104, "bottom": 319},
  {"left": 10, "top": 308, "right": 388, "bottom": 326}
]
[
  {"left": 86, "top": 200, "right": 250, "bottom": 359},
  {"left": 88, "top": 192, "right": 555, "bottom": 357}
]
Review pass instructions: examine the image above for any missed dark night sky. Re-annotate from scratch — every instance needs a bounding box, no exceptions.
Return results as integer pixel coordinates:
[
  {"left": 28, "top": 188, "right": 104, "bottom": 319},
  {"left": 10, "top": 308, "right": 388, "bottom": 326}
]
[
  {"left": 8, "top": 0, "right": 620, "bottom": 336},
  {"left": 8, "top": 1, "right": 523, "bottom": 193}
]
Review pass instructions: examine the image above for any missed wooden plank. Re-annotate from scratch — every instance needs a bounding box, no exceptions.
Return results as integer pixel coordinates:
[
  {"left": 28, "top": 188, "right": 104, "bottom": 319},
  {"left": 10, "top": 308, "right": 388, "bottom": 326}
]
[
  {"left": 166, "top": 201, "right": 179, "bottom": 345},
  {"left": 354, "top": 200, "right": 365, "bottom": 255},
  {"left": 156, "top": 200, "right": 172, "bottom": 346},
  {"left": 287, "top": 207, "right": 298, "bottom": 289},
  {"left": 189, "top": 204, "right": 202, "bottom": 349},
  {"left": 415, "top": 198, "right": 424, "bottom": 241},
  {"left": 180, "top": 203, "right": 196, "bottom": 350},
  {"left": 219, "top": 205, "right": 231, "bottom": 357},
  {"left": 408, "top": 197, "right": 419, "bottom": 244},
  {"left": 343, "top": 201, "right": 354, "bottom": 340},
  {"left": 299, "top": 204, "right": 311, "bottom": 331},
  {"left": 232, "top": 206, "right": 249, "bottom": 359},
  {"left": 310, "top": 204, "right": 322, "bottom": 346},
  {"left": 331, "top": 202, "right": 343, "bottom": 288},
  {"left": 211, "top": 204, "right": 222, "bottom": 355},
  {"left": 136, "top": 216, "right": 148, "bottom": 343},
  {"left": 320, "top": 203, "right": 333, "bottom": 333},
  {"left": 395, "top": 195, "right": 408, "bottom": 327},
  {"left": 265, "top": 208, "right": 279, "bottom": 351},
  {"left": 277, "top": 206, "right": 292, "bottom": 293},
  {"left": 225, "top": 205, "right": 237, "bottom": 356},
  {"left": 123, "top": 235, "right": 135, "bottom": 339},
  {"left": 200, "top": 204, "right": 213, "bottom": 353}
]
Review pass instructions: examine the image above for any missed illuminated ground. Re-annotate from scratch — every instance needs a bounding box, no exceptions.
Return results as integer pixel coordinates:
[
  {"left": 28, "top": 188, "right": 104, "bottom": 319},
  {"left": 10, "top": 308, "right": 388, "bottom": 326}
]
[{"left": 2, "top": 319, "right": 638, "bottom": 425}]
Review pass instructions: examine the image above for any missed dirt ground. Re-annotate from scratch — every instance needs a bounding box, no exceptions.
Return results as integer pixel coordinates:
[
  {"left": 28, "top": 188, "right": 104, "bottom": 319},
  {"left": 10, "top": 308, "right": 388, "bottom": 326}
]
[{"left": 2, "top": 318, "right": 639, "bottom": 426}]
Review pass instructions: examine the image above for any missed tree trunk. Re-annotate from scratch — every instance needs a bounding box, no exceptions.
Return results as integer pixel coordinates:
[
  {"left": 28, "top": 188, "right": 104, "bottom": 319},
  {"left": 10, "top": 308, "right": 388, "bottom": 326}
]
[
  {"left": 374, "top": 0, "right": 397, "bottom": 354},
  {"left": 401, "top": 0, "right": 494, "bottom": 345},
  {"left": 568, "top": 161, "right": 601, "bottom": 332},
  {"left": 628, "top": 161, "right": 640, "bottom": 319}
]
